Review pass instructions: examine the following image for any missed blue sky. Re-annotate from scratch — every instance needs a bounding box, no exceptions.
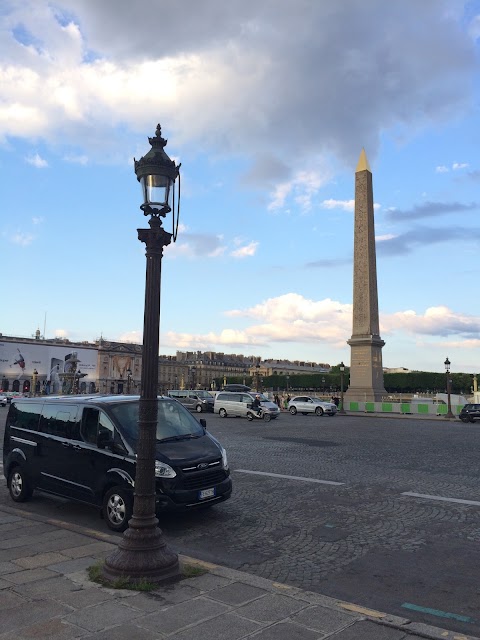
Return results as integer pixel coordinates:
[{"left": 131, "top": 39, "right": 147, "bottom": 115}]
[{"left": 1, "top": 0, "right": 480, "bottom": 374}]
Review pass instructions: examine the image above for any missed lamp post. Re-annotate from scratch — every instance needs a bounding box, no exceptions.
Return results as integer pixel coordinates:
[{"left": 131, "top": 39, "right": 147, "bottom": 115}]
[
  {"left": 190, "top": 366, "right": 196, "bottom": 389},
  {"left": 126, "top": 368, "right": 132, "bottom": 394},
  {"left": 103, "top": 125, "right": 180, "bottom": 584},
  {"left": 338, "top": 362, "right": 346, "bottom": 414},
  {"left": 32, "top": 369, "right": 38, "bottom": 397},
  {"left": 255, "top": 363, "right": 260, "bottom": 391},
  {"left": 322, "top": 377, "right": 325, "bottom": 396},
  {"left": 444, "top": 357, "right": 454, "bottom": 419},
  {"left": 286, "top": 375, "right": 290, "bottom": 393}
]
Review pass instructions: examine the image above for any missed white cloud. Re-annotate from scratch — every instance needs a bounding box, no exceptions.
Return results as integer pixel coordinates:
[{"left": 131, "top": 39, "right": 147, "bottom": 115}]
[
  {"left": 435, "top": 165, "right": 449, "bottom": 173},
  {"left": 321, "top": 199, "right": 355, "bottom": 211},
  {"left": 11, "top": 232, "right": 34, "bottom": 246},
  {"left": 452, "top": 162, "right": 469, "bottom": 170},
  {"left": 117, "top": 330, "right": 142, "bottom": 343},
  {"left": 381, "top": 305, "right": 480, "bottom": 338},
  {"left": 32, "top": 216, "right": 44, "bottom": 224},
  {"left": 230, "top": 241, "right": 259, "bottom": 258},
  {"left": 25, "top": 153, "right": 48, "bottom": 168}
]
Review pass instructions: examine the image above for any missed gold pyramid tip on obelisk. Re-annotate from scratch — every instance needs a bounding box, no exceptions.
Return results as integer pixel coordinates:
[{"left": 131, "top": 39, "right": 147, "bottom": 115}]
[{"left": 356, "top": 148, "right": 371, "bottom": 173}]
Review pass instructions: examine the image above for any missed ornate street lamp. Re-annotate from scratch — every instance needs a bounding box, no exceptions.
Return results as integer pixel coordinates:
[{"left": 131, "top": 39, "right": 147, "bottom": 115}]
[
  {"left": 286, "top": 375, "right": 290, "bottom": 393},
  {"left": 322, "top": 377, "right": 326, "bottom": 396},
  {"left": 103, "top": 125, "right": 180, "bottom": 584},
  {"left": 32, "top": 369, "right": 38, "bottom": 397},
  {"left": 190, "top": 366, "right": 196, "bottom": 389},
  {"left": 126, "top": 368, "right": 132, "bottom": 394},
  {"left": 255, "top": 363, "right": 260, "bottom": 391},
  {"left": 444, "top": 357, "right": 454, "bottom": 419},
  {"left": 338, "top": 362, "right": 346, "bottom": 414}
]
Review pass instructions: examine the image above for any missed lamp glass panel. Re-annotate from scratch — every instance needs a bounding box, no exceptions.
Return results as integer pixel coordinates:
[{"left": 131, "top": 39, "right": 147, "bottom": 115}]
[{"left": 141, "top": 174, "right": 172, "bottom": 208}]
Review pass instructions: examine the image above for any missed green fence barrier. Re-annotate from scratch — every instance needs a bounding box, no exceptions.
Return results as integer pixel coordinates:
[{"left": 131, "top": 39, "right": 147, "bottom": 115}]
[
  {"left": 349, "top": 402, "right": 359, "bottom": 411},
  {"left": 381, "top": 403, "right": 393, "bottom": 412},
  {"left": 437, "top": 404, "right": 447, "bottom": 415},
  {"left": 365, "top": 402, "right": 375, "bottom": 412},
  {"left": 416, "top": 404, "right": 429, "bottom": 414},
  {"left": 401, "top": 403, "right": 411, "bottom": 413}
]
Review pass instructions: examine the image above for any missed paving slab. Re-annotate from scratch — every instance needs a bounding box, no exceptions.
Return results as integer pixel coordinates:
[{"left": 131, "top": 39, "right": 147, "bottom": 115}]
[
  {"left": 235, "top": 592, "right": 310, "bottom": 624},
  {"left": 63, "top": 599, "right": 144, "bottom": 633},
  {"left": 138, "top": 596, "right": 232, "bottom": 635}
]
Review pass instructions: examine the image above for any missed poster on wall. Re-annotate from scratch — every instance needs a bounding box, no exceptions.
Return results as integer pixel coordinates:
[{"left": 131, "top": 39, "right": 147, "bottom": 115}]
[{"left": 0, "top": 342, "right": 98, "bottom": 385}]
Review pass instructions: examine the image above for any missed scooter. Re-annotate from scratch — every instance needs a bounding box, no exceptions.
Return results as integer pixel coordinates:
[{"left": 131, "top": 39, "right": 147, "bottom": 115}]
[{"left": 246, "top": 407, "right": 272, "bottom": 422}]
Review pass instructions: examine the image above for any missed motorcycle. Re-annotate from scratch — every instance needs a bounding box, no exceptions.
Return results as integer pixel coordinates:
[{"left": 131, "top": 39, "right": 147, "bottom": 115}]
[{"left": 246, "top": 407, "right": 272, "bottom": 422}]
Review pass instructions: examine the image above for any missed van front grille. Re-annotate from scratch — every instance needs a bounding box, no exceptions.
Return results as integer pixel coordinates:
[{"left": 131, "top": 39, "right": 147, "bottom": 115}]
[{"left": 180, "top": 469, "right": 227, "bottom": 490}]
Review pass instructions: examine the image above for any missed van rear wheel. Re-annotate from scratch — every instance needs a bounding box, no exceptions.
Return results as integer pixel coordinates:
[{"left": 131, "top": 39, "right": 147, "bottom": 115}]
[
  {"left": 196, "top": 405, "right": 203, "bottom": 413},
  {"left": 219, "top": 408, "right": 227, "bottom": 418},
  {"left": 8, "top": 466, "right": 33, "bottom": 502},
  {"left": 103, "top": 486, "right": 133, "bottom": 532}
]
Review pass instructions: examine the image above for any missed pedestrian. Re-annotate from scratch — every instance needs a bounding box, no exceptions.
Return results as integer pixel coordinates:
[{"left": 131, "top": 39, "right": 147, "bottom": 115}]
[
  {"left": 284, "top": 395, "right": 289, "bottom": 411},
  {"left": 274, "top": 393, "right": 280, "bottom": 407}
]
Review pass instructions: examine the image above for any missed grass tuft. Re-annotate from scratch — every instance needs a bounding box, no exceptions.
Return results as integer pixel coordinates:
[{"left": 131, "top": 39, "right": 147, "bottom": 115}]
[{"left": 87, "top": 560, "right": 208, "bottom": 591}]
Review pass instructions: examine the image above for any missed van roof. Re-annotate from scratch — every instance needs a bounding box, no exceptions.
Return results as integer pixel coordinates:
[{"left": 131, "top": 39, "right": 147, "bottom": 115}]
[{"left": 11, "top": 394, "right": 168, "bottom": 405}]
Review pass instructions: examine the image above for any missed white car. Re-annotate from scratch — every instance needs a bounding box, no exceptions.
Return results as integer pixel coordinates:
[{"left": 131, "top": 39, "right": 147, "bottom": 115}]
[
  {"left": 0, "top": 395, "right": 7, "bottom": 407},
  {"left": 288, "top": 395, "right": 337, "bottom": 416}
]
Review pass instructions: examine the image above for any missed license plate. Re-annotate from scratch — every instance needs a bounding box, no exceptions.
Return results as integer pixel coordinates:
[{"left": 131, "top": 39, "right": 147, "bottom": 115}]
[{"left": 199, "top": 487, "right": 216, "bottom": 500}]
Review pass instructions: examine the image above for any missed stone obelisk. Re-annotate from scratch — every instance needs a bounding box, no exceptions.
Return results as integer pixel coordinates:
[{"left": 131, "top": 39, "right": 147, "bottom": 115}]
[{"left": 344, "top": 149, "right": 386, "bottom": 403}]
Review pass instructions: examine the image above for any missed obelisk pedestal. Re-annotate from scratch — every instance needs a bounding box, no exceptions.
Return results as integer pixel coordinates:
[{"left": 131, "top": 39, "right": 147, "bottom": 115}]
[{"left": 344, "top": 150, "right": 387, "bottom": 403}]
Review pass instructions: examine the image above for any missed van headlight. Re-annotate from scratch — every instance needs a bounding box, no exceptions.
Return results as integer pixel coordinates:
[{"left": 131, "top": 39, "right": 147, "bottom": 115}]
[
  {"left": 155, "top": 461, "right": 176, "bottom": 478},
  {"left": 221, "top": 447, "right": 229, "bottom": 470}
]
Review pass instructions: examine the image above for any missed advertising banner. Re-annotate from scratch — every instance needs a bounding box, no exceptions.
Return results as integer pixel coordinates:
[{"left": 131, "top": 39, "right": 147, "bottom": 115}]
[{"left": 0, "top": 341, "right": 98, "bottom": 383}]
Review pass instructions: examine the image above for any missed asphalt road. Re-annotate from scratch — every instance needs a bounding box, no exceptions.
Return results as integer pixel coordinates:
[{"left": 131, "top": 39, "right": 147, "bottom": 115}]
[{"left": 1, "top": 407, "right": 480, "bottom": 637}]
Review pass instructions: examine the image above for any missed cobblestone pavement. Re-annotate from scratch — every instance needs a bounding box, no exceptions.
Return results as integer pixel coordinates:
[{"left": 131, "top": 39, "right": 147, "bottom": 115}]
[
  {"left": 1, "top": 411, "right": 480, "bottom": 636},
  {"left": 0, "top": 505, "right": 479, "bottom": 640}
]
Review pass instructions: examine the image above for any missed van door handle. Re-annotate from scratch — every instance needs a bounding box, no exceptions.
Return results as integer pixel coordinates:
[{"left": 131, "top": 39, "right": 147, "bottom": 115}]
[{"left": 72, "top": 445, "right": 82, "bottom": 451}]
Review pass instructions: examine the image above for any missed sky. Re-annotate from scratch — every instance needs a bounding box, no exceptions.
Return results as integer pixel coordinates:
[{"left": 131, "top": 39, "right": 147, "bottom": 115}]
[{"left": 1, "top": 0, "right": 480, "bottom": 375}]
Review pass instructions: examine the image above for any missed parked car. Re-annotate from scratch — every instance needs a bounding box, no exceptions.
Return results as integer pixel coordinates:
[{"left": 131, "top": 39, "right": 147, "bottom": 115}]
[
  {"left": 459, "top": 403, "right": 480, "bottom": 422},
  {"left": 214, "top": 391, "right": 280, "bottom": 420},
  {"left": 3, "top": 395, "right": 232, "bottom": 532},
  {"left": 167, "top": 389, "right": 214, "bottom": 412},
  {"left": 288, "top": 396, "right": 337, "bottom": 416},
  {"left": 0, "top": 395, "right": 7, "bottom": 407}
]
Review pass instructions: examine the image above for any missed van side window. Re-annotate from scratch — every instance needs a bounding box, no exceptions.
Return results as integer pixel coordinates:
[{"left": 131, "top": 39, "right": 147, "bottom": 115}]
[
  {"left": 9, "top": 402, "right": 41, "bottom": 431},
  {"left": 99, "top": 412, "right": 115, "bottom": 441},
  {"left": 40, "top": 404, "right": 78, "bottom": 438},
  {"left": 81, "top": 408, "right": 99, "bottom": 444}
]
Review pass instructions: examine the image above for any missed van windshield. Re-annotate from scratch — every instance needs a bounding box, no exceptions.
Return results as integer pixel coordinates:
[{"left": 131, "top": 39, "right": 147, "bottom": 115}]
[
  {"left": 195, "top": 390, "right": 213, "bottom": 399},
  {"left": 110, "top": 399, "right": 204, "bottom": 445}
]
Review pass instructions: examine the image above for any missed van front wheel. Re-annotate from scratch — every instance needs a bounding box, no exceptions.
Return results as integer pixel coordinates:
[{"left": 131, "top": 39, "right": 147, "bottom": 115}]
[
  {"left": 196, "top": 405, "right": 203, "bottom": 413},
  {"left": 219, "top": 408, "right": 227, "bottom": 418},
  {"left": 103, "top": 486, "right": 133, "bottom": 532},
  {"left": 8, "top": 466, "right": 33, "bottom": 502}
]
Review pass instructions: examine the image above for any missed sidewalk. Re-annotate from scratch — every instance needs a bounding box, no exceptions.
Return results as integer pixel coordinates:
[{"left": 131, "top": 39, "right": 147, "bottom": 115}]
[{"left": 0, "top": 506, "right": 477, "bottom": 640}]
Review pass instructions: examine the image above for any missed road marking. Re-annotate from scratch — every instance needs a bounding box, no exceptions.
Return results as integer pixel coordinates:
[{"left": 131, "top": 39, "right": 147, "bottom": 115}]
[
  {"left": 402, "top": 492, "right": 480, "bottom": 507},
  {"left": 234, "top": 469, "right": 344, "bottom": 485},
  {"left": 401, "top": 602, "right": 475, "bottom": 624},
  {"left": 340, "top": 603, "right": 385, "bottom": 618}
]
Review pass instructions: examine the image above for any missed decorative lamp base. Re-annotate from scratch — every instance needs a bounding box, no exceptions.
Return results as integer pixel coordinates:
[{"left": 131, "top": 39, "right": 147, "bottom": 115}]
[{"left": 103, "top": 518, "right": 179, "bottom": 585}]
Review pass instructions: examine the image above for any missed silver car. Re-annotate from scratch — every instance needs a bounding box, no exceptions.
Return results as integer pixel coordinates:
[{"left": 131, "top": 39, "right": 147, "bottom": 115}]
[{"left": 288, "top": 395, "right": 337, "bottom": 416}]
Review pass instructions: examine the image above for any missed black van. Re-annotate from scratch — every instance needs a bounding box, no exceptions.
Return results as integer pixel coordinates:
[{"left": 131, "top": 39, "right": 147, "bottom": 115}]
[{"left": 3, "top": 395, "right": 232, "bottom": 532}]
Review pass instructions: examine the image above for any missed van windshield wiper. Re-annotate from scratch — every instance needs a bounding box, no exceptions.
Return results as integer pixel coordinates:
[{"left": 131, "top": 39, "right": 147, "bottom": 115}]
[{"left": 157, "top": 433, "right": 200, "bottom": 443}]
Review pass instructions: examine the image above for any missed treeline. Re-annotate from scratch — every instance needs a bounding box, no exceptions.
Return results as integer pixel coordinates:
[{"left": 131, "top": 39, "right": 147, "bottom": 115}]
[{"left": 226, "top": 369, "right": 474, "bottom": 395}]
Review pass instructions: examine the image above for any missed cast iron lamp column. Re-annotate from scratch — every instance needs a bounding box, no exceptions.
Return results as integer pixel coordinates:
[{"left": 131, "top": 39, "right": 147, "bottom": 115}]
[
  {"left": 103, "top": 125, "right": 180, "bottom": 584},
  {"left": 444, "top": 357, "right": 454, "bottom": 419},
  {"left": 338, "top": 362, "right": 346, "bottom": 414},
  {"left": 126, "top": 368, "right": 132, "bottom": 394},
  {"left": 32, "top": 369, "right": 38, "bottom": 397}
]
